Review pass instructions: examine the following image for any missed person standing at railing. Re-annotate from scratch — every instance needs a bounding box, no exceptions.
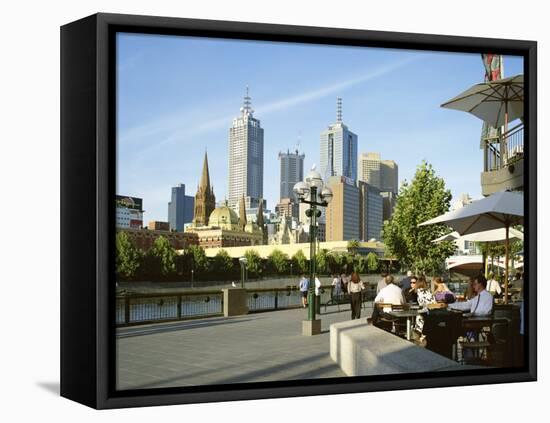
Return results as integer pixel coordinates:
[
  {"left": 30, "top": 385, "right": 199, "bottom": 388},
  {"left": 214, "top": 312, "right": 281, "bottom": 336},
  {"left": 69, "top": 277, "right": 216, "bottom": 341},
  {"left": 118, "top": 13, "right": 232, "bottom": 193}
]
[
  {"left": 315, "top": 277, "right": 322, "bottom": 314},
  {"left": 349, "top": 272, "right": 365, "bottom": 320},
  {"left": 332, "top": 274, "right": 342, "bottom": 298},
  {"left": 298, "top": 274, "right": 309, "bottom": 308}
]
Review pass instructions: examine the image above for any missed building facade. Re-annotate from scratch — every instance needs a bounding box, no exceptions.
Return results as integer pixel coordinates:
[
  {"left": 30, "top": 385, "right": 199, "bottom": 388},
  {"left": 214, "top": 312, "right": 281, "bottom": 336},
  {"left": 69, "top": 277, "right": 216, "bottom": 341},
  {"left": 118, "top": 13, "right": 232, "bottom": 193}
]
[
  {"left": 320, "top": 98, "right": 358, "bottom": 182},
  {"left": 275, "top": 197, "right": 299, "bottom": 220},
  {"left": 359, "top": 152, "right": 398, "bottom": 220},
  {"left": 358, "top": 181, "right": 383, "bottom": 241},
  {"left": 119, "top": 228, "right": 198, "bottom": 251},
  {"left": 167, "top": 183, "right": 194, "bottom": 231},
  {"left": 148, "top": 221, "right": 170, "bottom": 231},
  {"left": 325, "top": 176, "right": 361, "bottom": 241},
  {"left": 116, "top": 195, "right": 143, "bottom": 229},
  {"left": 278, "top": 149, "right": 305, "bottom": 201},
  {"left": 228, "top": 88, "right": 264, "bottom": 209}
]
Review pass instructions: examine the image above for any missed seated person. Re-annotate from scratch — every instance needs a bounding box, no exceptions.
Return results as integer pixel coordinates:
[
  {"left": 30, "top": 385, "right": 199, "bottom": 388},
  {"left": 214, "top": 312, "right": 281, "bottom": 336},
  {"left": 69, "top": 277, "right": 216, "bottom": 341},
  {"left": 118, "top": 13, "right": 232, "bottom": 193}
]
[
  {"left": 371, "top": 275, "right": 405, "bottom": 325},
  {"left": 432, "top": 276, "right": 456, "bottom": 303},
  {"left": 411, "top": 276, "right": 436, "bottom": 337},
  {"left": 403, "top": 275, "right": 418, "bottom": 303},
  {"left": 448, "top": 275, "right": 493, "bottom": 316},
  {"left": 463, "top": 276, "right": 476, "bottom": 301}
]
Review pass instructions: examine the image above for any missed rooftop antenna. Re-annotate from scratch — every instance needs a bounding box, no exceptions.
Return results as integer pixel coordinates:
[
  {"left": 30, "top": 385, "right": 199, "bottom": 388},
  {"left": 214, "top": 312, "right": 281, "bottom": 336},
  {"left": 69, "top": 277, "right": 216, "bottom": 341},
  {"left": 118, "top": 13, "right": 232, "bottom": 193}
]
[
  {"left": 296, "top": 131, "right": 302, "bottom": 153},
  {"left": 336, "top": 97, "right": 343, "bottom": 123},
  {"left": 242, "top": 85, "right": 253, "bottom": 115}
]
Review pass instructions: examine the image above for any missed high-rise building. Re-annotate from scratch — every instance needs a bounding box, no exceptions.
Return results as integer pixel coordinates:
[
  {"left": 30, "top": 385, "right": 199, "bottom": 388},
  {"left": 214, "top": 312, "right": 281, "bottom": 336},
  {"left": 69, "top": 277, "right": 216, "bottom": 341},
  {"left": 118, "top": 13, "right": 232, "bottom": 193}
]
[
  {"left": 359, "top": 152, "right": 381, "bottom": 189},
  {"left": 278, "top": 149, "right": 305, "bottom": 201},
  {"left": 192, "top": 152, "right": 216, "bottom": 227},
  {"left": 320, "top": 98, "right": 358, "bottom": 182},
  {"left": 116, "top": 195, "right": 143, "bottom": 229},
  {"left": 380, "top": 159, "right": 398, "bottom": 194},
  {"left": 359, "top": 152, "right": 398, "bottom": 220},
  {"left": 228, "top": 88, "right": 264, "bottom": 210},
  {"left": 167, "top": 183, "right": 194, "bottom": 231},
  {"left": 325, "top": 176, "right": 361, "bottom": 241},
  {"left": 358, "top": 181, "right": 383, "bottom": 241},
  {"left": 276, "top": 197, "right": 299, "bottom": 220},
  {"left": 324, "top": 177, "right": 383, "bottom": 242}
]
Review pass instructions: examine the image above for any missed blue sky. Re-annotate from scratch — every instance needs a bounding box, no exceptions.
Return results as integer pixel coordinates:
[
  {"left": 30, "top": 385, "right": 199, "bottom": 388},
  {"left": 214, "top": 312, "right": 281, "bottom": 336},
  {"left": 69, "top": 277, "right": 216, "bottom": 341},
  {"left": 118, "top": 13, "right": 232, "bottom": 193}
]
[{"left": 116, "top": 33, "right": 523, "bottom": 222}]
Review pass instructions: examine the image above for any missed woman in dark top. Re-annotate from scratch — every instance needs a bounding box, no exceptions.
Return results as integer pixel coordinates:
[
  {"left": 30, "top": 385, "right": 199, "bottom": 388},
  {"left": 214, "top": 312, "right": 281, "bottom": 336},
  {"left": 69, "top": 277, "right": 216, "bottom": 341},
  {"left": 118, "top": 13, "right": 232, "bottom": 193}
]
[{"left": 348, "top": 272, "right": 365, "bottom": 320}]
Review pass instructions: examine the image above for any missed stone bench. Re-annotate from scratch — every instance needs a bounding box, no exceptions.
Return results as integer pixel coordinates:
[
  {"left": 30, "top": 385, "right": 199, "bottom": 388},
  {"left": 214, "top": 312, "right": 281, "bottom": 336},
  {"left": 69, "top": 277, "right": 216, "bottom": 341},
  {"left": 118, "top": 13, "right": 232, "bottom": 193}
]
[{"left": 330, "top": 319, "right": 466, "bottom": 376}]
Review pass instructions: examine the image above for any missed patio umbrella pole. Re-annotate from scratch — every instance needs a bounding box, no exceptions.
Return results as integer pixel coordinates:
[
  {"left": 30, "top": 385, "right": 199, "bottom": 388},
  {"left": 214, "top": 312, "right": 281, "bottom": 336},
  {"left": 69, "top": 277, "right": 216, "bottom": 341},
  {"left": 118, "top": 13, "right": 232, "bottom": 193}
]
[{"left": 505, "top": 223, "right": 509, "bottom": 304}]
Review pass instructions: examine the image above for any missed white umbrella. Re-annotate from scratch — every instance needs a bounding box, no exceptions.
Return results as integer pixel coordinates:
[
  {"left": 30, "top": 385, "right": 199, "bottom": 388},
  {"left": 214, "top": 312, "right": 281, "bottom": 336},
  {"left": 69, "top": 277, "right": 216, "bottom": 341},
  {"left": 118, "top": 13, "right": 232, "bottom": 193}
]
[
  {"left": 441, "top": 74, "right": 523, "bottom": 129},
  {"left": 420, "top": 191, "right": 523, "bottom": 303},
  {"left": 461, "top": 227, "right": 523, "bottom": 243},
  {"left": 432, "top": 231, "right": 460, "bottom": 244}
]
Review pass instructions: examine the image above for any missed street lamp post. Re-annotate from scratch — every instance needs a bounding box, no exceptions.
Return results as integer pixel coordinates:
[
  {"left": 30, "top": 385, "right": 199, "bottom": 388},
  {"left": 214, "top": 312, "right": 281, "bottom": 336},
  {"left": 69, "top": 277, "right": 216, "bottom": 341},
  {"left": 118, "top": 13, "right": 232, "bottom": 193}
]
[{"left": 293, "top": 167, "right": 333, "bottom": 335}]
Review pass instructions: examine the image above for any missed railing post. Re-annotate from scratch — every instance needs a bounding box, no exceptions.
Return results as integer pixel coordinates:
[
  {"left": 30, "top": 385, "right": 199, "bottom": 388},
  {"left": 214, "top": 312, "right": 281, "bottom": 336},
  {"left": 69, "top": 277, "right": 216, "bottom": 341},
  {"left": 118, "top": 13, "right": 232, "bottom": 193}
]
[
  {"left": 274, "top": 290, "right": 278, "bottom": 310},
  {"left": 177, "top": 295, "right": 182, "bottom": 320},
  {"left": 124, "top": 296, "right": 130, "bottom": 324}
]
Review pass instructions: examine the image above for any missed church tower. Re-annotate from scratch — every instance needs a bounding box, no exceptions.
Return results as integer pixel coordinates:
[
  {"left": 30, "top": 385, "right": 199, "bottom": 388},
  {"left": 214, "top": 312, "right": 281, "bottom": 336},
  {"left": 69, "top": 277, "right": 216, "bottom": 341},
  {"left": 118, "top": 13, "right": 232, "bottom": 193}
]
[{"left": 192, "top": 152, "right": 216, "bottom": 226}]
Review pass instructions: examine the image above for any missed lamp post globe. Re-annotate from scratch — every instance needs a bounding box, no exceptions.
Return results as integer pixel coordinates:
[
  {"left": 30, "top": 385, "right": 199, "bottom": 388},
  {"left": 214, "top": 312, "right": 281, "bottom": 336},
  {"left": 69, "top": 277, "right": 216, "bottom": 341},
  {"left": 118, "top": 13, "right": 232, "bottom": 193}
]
[
  {"left": 320, "top": 186, "right": 333, "bottom": 205},
  {"left": 293, "top": 181, "right": 309, "bottom": 200}
]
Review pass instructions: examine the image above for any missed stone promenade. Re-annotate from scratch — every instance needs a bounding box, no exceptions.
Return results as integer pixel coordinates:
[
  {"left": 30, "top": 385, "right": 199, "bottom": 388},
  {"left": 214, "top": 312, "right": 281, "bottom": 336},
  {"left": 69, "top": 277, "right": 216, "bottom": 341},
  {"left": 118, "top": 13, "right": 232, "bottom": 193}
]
[{"left": 117, "top": 303, "right": 371, "bottom": 389}]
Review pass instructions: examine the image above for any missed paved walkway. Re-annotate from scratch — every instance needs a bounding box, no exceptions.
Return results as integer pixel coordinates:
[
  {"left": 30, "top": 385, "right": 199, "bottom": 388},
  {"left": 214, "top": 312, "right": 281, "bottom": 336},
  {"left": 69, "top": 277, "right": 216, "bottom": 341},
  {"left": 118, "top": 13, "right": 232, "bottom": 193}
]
[{"left": 117, "top": 303, "right": 372, "bottom": 390}]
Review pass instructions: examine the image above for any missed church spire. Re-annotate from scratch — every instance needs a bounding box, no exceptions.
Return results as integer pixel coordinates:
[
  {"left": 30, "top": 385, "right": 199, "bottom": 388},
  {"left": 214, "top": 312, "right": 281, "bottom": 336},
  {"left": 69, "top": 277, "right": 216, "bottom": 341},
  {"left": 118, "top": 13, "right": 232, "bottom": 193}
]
[
  {"left": 200, "top": 151, "right": 211, "bottom": 192},
  {"left": 239, "top": 195, "right": 247, "bottom": 230},
  {"left": 256, "top": 198, "right": 264, "bottom": 227}
]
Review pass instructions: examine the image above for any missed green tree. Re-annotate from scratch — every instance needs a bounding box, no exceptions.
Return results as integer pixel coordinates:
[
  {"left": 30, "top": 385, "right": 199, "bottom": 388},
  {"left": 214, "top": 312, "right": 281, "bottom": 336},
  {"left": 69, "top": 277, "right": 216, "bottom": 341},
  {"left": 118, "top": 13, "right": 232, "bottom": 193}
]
[
  {"left": 316, "top": 249, "right": 330, "bottom": 275},
  {"left": 212, "top": 249, "right": 234, "bottom": 276},
  {"left": 367, "top": 252, "right": 379, "bottom": 273},
  {"left": 266, "top": 249, "right": 289, "bottom": 274},
  {"left": 347, "top": 239, "right": 360, "bottom": 255},
  {"left": 353, "top": 255, "right": 367, "bottom": 274},
  {"left": 188, "top": 245, "right": 209, "bottom": 276},
  {"left": 149, "top": 236, "right": 176, "bottom": 276},
  {"left": 244, "top": 249, "right": 263, "bottom": 278},
  {"left": 382, "top": 161, "right": 456, "bottom": 274},
  {"left": 291, "top": 250, "right": 309, "bottom": 274},
  {"left": 115, "top": 231, "right": 142, "bottom": 280}
]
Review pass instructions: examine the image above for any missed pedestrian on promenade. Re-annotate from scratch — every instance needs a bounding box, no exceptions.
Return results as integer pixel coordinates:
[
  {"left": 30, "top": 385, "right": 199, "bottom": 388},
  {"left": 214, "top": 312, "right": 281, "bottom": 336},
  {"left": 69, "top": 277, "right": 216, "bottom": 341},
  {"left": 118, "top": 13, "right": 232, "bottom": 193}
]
[
  {"left": 340, "top": 272, "right": 349, "bottom": 294},
  {"left": 298, "top": 274, "right": 309, "bottom": 308},
  {"left": 348, "top": 272, "right": 365, "bottom": 320},
  {"left": 315, "top": 276, "right": 322, "bottom": 314},
  {"left": 332, "top": 273, "right": 342, "bottom": 298},
  {"left": 376, "top": 272, "right": 388, "bottom": 294}
]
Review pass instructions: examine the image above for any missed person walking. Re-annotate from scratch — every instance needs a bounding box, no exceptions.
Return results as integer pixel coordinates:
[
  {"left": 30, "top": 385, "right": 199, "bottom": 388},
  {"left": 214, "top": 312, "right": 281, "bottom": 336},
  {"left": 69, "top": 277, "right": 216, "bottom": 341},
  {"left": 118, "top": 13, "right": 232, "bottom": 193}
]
[
  {"left": 348, "top": 272, "right": 365, "bottom": 320},
  {"left": 298, "top": 274, "right": 309, "bottom": 308},
  {"left": 332, "top": 273, "right": 342, "bottom": 298}
]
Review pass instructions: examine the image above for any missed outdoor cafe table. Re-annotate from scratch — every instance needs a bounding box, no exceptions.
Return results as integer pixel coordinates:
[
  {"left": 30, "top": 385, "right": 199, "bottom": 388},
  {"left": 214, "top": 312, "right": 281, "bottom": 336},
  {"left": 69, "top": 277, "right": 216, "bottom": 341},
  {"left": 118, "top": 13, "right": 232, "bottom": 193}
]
[{"left": 387, "top": 309, "right": 425, "bottom": 341}]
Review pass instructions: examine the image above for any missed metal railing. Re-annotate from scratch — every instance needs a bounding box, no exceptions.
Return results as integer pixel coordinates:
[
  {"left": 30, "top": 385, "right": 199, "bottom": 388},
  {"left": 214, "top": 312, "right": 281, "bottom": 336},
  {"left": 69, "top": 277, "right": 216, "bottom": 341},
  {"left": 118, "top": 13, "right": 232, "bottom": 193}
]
[
  {"left": 483, "top": 123, "right": 524, "bottom": 171},
  {"left": 115, "top": 285, "right": 374, "bottom": 326}
]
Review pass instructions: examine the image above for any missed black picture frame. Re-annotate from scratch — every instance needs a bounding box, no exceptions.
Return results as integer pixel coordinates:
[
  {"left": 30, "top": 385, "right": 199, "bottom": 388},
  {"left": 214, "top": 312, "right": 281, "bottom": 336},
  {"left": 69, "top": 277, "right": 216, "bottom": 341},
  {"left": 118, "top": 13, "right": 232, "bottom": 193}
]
[{"left": 60, "top": 12, "right": 537, "bottom": 409}]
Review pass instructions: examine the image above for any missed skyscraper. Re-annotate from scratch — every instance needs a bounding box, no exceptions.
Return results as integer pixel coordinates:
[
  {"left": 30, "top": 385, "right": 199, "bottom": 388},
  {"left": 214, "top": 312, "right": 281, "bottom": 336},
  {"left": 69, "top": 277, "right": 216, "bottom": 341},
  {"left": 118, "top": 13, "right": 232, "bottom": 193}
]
[
  {"left": 167, "top": 183, "right": 194, "bottom": 231},
  {"left": 278, "top": 149, "right": 305, "bottom": 201},
  {"left": 192, "top": 152, "right": 216, "bottom": 227},
  {"left": 228, "top": 88, "right": 264, "bottom": 210},
  {"left": 320, "top": 98, "right": 358, "bottom": 182},
  {"left": 359, "top": 152, "right": 398, "bottom": 194}
]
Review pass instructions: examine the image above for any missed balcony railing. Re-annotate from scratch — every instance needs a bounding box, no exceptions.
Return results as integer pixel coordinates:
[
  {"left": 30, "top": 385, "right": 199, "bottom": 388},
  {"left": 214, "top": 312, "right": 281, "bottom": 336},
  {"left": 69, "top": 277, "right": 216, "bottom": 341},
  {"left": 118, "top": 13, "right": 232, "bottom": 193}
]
[
  {"left": 116, "top": 285, "right": 377, "bottom": 327},
  {"left": 483, "top": 123, "right": 524, "bottom": 172}
]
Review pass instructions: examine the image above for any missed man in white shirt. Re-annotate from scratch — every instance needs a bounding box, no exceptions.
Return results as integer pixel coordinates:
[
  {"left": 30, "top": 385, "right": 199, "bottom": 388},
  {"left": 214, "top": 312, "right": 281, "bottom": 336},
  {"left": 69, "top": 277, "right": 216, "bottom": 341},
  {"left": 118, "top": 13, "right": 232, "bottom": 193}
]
[
  {"left": 486, "top": 272, "right": 502, "bottom": 297},
  {"left": 448, "top": 275, "right": 494, "bottom": 316},
  {"left": 376, "top": 272, "right": 388, "bottom": 294},
  {"left": 374, "top": 275, "right": 405, "bottom": 305},
  {"left": 371, "top": 275, "right": 404, "bottom": 326}
]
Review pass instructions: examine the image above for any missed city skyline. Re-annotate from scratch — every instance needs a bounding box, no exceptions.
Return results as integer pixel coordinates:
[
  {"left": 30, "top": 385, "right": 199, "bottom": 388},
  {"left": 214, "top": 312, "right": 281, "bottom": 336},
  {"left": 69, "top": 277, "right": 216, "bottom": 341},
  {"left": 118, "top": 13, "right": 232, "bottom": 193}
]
[{"left": 116, "top": 33, "right": 523, "bottom": 223}]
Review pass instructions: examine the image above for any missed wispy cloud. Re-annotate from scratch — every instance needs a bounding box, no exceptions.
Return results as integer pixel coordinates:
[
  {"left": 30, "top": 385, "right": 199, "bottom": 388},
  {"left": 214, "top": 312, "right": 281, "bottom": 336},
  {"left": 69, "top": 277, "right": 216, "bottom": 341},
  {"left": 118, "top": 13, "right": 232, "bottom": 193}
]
[{"left": 119, "top": 53, "right": 427, "bottom": 159}]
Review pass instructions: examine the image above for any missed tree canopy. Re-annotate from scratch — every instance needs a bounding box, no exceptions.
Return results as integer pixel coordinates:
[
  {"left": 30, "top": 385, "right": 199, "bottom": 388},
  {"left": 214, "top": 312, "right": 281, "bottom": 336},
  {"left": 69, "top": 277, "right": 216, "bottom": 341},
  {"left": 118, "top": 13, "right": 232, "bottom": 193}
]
[
  {"left": 382, "top": 161, "right": 456, "bottom": 274},
  {"left": 115, "top": 231, "right": 142, "bottom": 280}
]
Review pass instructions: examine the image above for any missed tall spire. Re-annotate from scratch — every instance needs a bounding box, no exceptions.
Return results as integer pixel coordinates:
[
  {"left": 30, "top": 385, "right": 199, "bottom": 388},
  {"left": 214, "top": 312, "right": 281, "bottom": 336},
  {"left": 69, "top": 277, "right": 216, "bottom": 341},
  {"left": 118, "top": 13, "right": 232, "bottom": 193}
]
[
  {"left": 256, "top": 198, "right": 264, "bottom": 227},
  {"left": 239, "top": 194, "right": 247, "bottom": 230},
  {"left": 336, "top": 97, "right": 343, "bottom": 123},
  {"left": 200, "top": 151, "right": 211, "bottom": 192}
]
